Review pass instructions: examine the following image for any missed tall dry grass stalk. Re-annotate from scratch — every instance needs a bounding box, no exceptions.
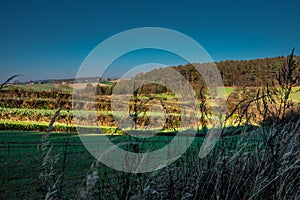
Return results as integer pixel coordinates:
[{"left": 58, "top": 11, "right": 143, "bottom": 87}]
[
  {"left": 78, "top": 161, "right": 100, "bottom": 200},
  {"left": 0, "top": 75, "right": 21, "bottom": 91},
  {"left": 34, "top": 108, "right": 63, "bottom": 199}
]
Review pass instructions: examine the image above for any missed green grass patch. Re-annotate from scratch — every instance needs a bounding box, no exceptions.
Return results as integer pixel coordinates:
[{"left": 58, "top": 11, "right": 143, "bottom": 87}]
[
  {"left": 290, "top": 86, "right": 300, "bottom": 102},
  {"left": 0, "top": 125, "right": 263, "bottom": 199},
  {"left": 99, "top": 80, "right": 114, "bottom": 86},
  {"left": 0, "top": 120, "right": 123, "bottom": 134},
  {"left": 4, "top": 83, "right": 73, "bottom": 92}
]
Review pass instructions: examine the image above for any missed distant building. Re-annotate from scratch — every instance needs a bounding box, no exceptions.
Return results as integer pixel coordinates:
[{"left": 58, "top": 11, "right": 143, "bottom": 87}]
[{"left": 13, "top": 80, "right": 20, "bottom": 84}]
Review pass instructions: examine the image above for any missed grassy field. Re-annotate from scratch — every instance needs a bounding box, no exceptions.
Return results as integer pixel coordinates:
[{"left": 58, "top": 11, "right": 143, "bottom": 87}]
[
  {"left": 99, "top": 80, "right": 115, "bottom": 86},
  {"left": 225, "top": 86, "right": 300, "bottom": 101},
  {"left": 0, "top": 130, "right": 93, "bottom": 198},
  {"left": 4, "top": 83, "right": 73, "bottom": 92},
  {"left": 139, "top": 86, "right": 299, "bottom": 102},
  {"left": 0, "top": 130, "right": 206, "bottom": 198},
  {"left": 1, "top": 120, "right": 298, "bottom": 199},
  {"left": 0, "top": 128, "right": 265, "bottom": 199}
]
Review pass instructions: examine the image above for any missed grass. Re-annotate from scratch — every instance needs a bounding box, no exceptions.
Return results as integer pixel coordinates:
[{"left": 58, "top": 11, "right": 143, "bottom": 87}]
[
  {"left": 0, "top": 130, "right": 200, "bottom": 198},
  {"left": 99, "top": 80, "right": 114, "bottom": 86},
  {"left": 0, "top": 107, "right": 179, "bottom": 118},
  {"left": 1, "top": 108, "right": 299, "bottom": 199},
  {"left": 0, "top": 130, "right": 94, "bottom": 198},
  {"left": 4, "top": 83, "right": 73, "bottom": 92},
  {"left": 0, "top": 130, "right": 182, "bottom": 150},
  {"left": 291, "top": 86, "right": 300, "bottom": 101},
  {"left": 222, "top": 86, "right": 300, "bottom": 101},
  {"left": 0, "top": 107, "right": 111, "bottom": 117},
  {"left": 0, "top": 127, "right": 268, "bottom": 199},
  {"left": 216, "top": 87, "right": 237, "bottom": 98},
  {"left": 137, "top": 86, "right": 299, "bottom": 102},
  {"left": 0, "top": 120, "right": 124, "bottom": 134}
]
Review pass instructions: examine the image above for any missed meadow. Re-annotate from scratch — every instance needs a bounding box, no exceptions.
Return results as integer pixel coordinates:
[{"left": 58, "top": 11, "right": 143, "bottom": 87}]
[{"left": 0, "top": 130, "right": 253, "bottom": 199}]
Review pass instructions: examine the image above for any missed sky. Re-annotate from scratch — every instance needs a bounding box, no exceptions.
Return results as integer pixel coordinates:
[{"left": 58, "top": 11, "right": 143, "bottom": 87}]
[{"left": 0, "top": 0, "right": 300, "bottom": 82}]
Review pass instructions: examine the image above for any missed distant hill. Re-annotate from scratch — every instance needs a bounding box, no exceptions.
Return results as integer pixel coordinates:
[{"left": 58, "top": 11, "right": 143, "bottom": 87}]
[
  {"left": 93, "top": 56, "right": 300, "bottom": 96},
  {"left": 136, "top": 56, "right": 300, "bottom": 88}
]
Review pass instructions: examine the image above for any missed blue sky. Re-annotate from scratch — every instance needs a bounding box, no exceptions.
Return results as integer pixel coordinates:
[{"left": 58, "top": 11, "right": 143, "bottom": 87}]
[{"left": 0, "top": 0, "right": 300, "bottom": 82}]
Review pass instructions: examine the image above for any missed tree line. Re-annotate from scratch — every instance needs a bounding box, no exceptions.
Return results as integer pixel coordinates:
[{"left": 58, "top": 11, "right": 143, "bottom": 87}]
[{"left": 95, "top": 56, "right": 300, "bottom": 95}]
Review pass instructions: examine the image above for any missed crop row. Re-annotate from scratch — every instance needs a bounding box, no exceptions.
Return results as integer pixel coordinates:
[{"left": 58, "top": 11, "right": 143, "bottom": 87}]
[
  {"left": 0, "top": 120, "right": 123, "bottom": 134},
  {"left": 0, "top": 98, "right": 182, "bottom": 114},
  {"left": 0, "top": 107, "right": 181, "bottom": 118},
  {"left": 0, "top": 88, "right": 72, "bottom": 99},
  {"left": 0, "top": 98, "right": 91, "bottom": 110},
  {"left": 0, "top": 107, "right": 109, "bottom": 117},
  {"left": 0, "top": 107, "right": 182, "bottom": 128}
]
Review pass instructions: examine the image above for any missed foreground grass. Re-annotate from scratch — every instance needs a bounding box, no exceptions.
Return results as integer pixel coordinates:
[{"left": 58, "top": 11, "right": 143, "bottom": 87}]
[
  {"left": 0, "top": 128, "right": 261, "bottom": 199},
  {"left": 1, "top": 122, "right": 299, "bottom": 199}
]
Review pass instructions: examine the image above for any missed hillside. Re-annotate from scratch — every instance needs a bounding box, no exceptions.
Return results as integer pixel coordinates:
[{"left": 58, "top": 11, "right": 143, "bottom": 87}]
[{"left": 163, "top": 56, "right": 300, "bottom": 87}]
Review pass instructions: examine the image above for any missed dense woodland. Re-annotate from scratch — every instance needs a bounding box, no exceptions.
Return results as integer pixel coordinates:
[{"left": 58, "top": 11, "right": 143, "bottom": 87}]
[{"left": 177, "top": 56, "right": 300, "bottom": 87}]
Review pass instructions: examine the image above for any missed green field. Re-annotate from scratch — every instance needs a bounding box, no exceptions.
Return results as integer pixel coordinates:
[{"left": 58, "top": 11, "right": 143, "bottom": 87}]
[
  {"left": 1, "top": 127, "right": 262, "bottom": 199},
  {"left": 4, "top": 83, "right": 73, "bottom": 92},
  {"left": 140, "top": 86, "right": 299, "bottom": 102},
  {"left": 0, "top": 130, "right": 201, "bottom": 198},
  {"left": 0, "top": 131, "right": 93, "bottom": 198},
  {"left": 99, "top": 80, "right": 115, "bottom": 86}
]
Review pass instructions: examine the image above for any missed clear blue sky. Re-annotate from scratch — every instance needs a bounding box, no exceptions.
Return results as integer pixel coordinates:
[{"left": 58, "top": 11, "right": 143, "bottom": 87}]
[{"left": 0, "top": 0, "right": 300, "bottom": 82}]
